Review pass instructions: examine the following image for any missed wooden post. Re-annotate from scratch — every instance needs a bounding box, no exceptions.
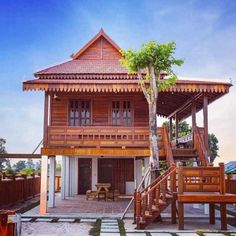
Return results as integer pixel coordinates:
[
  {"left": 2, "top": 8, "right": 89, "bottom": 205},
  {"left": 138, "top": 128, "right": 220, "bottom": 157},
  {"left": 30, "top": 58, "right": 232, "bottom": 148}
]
[
  {"left": 48, "top": 155, "right": 56, "bottom": 208},
  {"left": 136, "top": 191, "right": 141, "bottom": 229},
  {"left": 178, "top": 202, "right": 184, "bottom": 230},
  {"left": 43, "top": 92, "right": 49, "bottom": 147},
  {"left": 169, "top": 117, "right": 173, "bottom": 141},
  {"left": 191, "top": 102, "right": 196, "bottom": 129},
  {"left": 203, "top": 95, "right": 209, "bottom": 150},
  {"left": 40, "top": 155, "right": 48, "bottom": 215},
  {"left": 220, "top": 203, "right": 227, "bottom": 230},
  {"left": 133, "top": 189, "right": 137, "bottom": 224},
  {"left": 209, "top": 203, "right": 215, "bottom": 224},
  {"left": 175, "top": 114, "right": 179, "bottom": 144},
  {"left": 22, "top": 174, "right": 27, "bottom": 202},
  {"left": 219, "top": 163, "right": 226, "bottom": 194}
]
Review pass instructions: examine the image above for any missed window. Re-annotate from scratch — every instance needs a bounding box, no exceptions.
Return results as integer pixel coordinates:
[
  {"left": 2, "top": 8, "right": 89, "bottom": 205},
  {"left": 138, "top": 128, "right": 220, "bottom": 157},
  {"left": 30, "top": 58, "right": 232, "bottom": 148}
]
[
  {"left": 69, "top": 100, "right": 91, "bottom": 126},
  {"left": 112, "top": 101, "right": 132, "bottom": 126}
]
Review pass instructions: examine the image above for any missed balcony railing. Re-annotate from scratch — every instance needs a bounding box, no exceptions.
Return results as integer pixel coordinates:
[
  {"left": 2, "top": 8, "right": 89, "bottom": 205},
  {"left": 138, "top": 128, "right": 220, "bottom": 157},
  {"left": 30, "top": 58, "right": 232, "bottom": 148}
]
[{"left": 47, "top": 126, "right": 165, "bottom": 149}]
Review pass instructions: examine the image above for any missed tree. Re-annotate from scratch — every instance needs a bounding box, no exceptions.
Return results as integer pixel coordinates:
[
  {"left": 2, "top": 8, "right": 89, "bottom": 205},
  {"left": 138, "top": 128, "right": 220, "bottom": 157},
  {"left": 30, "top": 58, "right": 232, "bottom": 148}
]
[
  {"left": 26, "top": 159, "right": 35, "bottom": 169},
  {"left": 0, "top": 138, "right": 7, "bottom": 171},
  {"left": 121, "top": 42, "right": 183, "bottom": 179},
  {"left": 162, "top": 121, "right": 219, "bottom": 163},
  {"left": 208, "top": 133, "right": 219, "bottom": 163},
  {"left": 14, "top": 160, "right": 26, "bottom": 172},
  {"left": 162, "top": 120, "right": 191, "bottom": 139}
]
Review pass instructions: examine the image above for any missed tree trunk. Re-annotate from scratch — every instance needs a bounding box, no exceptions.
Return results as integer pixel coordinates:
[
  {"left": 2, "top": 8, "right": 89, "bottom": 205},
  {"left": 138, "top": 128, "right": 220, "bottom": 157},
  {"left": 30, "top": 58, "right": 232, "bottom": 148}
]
[{"left": 149, "top": 101, "right": 160, "bottom": 182}]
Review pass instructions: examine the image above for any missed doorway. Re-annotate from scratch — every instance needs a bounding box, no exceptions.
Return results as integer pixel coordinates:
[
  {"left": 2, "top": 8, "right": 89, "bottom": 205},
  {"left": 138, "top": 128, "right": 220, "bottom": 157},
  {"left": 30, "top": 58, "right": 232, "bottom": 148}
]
[{"left": 78, "top": 158, "right": 92, "bottom": 194}]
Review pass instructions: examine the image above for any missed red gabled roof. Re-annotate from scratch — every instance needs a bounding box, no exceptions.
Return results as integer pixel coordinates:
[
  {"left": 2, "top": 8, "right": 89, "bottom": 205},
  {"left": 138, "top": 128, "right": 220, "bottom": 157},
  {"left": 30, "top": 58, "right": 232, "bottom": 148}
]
[
  {"left": 34, "top": 28, "right": 125, "bottom": 76},
  {"left": 72, "top": 28, "right": 121, "bottom": 60}
]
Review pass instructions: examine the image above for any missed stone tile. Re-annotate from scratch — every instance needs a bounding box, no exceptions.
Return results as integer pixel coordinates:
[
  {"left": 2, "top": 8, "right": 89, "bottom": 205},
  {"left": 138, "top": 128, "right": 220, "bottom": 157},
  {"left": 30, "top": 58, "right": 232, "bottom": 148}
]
[
  {"left": 21, "top": 218, "right": 32, "bottom": 222},
  {"left": 100, "top": 233, "right": 120, "bottom": 236},
  {"left": 126, "top": 233, "right": 147, "bottom": 236},
  {"left": 204, "top": 234, "right": 226, "bottom": 236},
  {"left": 57, "top": 218, "right": 75, "bottom": 222},
  {"left": 100, "top": 228, "right": 120, "bottom": 233},
  {"left": 101, "top": 226, "right": 119, "bottom": 229},
  {"left": 177, "top": 233, "right": 200, "bottom": 236},
  {"left": 35, "top": 218, "right": 53, "bottom": 222},
  {"left": 151, "top": 233, "right": 172, "bottom": 236},
  {"left": 80, "top": 218, "right": 96, "bottom": 223}
]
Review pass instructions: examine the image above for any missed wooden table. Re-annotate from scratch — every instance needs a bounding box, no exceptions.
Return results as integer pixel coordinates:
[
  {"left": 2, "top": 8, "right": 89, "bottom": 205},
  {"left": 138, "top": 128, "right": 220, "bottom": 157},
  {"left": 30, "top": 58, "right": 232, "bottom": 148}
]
[{"left": 95, "top": 183, "right": 111, "bottom": 201}]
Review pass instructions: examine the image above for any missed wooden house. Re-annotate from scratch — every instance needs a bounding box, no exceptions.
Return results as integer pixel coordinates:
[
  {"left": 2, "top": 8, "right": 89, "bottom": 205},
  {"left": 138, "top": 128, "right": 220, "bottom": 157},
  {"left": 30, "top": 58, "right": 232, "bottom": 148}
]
[{"left": 23, "top": 29, "right": 235, "bottom": 229}]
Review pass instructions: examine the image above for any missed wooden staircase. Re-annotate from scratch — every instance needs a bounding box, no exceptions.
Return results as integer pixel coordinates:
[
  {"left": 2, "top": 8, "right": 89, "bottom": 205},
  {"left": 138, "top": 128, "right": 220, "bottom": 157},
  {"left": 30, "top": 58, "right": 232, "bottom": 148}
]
[
  {"left": 134, "top": 165, "right": 177, "bottom": 229},
  {"left": 133, "top": 126, "right": 210, "bottom": 229}
]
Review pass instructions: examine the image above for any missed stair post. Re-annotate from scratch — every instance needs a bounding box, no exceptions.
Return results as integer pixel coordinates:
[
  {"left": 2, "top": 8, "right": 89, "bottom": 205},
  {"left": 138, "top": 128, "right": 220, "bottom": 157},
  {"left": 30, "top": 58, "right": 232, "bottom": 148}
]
[
  {"left": 133, "top": 189, "right": 137, "bottom": 224},
  {"left": 136, "top": 191, "right": 141, "bottom": 229}
]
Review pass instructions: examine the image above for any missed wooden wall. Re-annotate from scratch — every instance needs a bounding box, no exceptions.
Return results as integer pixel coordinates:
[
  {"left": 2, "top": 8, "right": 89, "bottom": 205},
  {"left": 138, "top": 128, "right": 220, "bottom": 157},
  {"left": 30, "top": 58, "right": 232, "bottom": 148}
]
[
  {"left": 78, "top": 36, "right": 121, "bottom": 60},
  {"left": 50, "top": 92, "right": 149, "bottom": 127}
]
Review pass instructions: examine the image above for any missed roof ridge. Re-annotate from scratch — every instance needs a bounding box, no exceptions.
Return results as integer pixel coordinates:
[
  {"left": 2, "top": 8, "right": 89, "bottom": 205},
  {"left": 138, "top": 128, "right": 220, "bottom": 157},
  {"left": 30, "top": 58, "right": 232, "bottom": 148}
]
[{"left": 71, "top": 29, "right": 121, "bottom": 60}]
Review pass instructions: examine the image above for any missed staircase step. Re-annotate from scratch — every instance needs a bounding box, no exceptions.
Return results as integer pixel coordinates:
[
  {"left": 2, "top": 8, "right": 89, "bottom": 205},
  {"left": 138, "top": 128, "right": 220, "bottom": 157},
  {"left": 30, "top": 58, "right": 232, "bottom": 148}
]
[{"left": 172, "top": 148, "right": 196, "bottom": 155}]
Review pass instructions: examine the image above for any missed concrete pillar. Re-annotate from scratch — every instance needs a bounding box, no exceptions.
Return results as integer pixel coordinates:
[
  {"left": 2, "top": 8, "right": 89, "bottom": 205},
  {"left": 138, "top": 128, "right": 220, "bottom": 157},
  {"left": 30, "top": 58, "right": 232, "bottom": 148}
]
[
  {"left": 48, "top": 155, "right": 56, "bottom": 208},
  {"left": 61, "top": 156, "right": 66, "bottom": 200},
  {"left": 74, "top": 158, "right": 78, "bottom": 195},
  {"left": 65, "top": 156, "right": 70, "bottom": 197},
  {"left": 39, "top": 155, "right": 48, "bottom": 214},
  {"left": 135, "top": 159, "right": 143, "bottom": 189},
  {"left": 92, "top": 157, "right": 97, "bottom": 191},
  {"left": 144, "top": 158, "right": 150, "bottom": 187}
]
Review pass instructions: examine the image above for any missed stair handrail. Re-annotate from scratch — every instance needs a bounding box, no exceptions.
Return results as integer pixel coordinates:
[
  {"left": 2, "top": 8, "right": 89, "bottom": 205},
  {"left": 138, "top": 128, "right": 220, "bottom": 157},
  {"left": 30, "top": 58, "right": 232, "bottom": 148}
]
[
  {"left": 193, "top": 126, "right": 209, "bottom": 166},
  {"left": 163, "top": 127, "right": 174, "bottom": 166},
  {"left": 142, "top": 165, "right": 177, "bottom": 197},
  {"left": 135, "top": 164, "right": 177, "bottom": 228}
]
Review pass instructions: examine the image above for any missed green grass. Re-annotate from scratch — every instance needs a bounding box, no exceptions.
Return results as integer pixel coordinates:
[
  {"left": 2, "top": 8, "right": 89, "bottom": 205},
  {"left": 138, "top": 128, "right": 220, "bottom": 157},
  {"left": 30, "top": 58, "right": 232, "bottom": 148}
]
[
  {"left": 89, "top": 219, "right": 101, "bottom": 236},
  {"left": 117, "top": 219, "right": 126, "bottom": 236}
]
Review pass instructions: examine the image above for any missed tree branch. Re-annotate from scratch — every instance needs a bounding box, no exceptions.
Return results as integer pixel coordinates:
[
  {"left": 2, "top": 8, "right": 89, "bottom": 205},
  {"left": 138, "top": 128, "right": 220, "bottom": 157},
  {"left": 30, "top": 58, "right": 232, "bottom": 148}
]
[{"left": 137, "top": 69, "right": 151, "bottom": 103}]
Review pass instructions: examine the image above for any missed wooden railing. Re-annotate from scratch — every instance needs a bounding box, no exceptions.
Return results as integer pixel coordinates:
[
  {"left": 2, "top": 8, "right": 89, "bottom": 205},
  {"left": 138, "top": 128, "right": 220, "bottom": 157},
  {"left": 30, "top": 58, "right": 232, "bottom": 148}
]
[
  {"left": 134, "top": 164, "right": 176, "bottom": 228},
  {"left": 193, "top": 126, "right": 209, "bottom": 166},
  {"left": 47, "top": 126, "right": 165, "bottom": 149},
  {"left": 178, "top": 163, "right": 225, "bottom": 194},
  {"left": 226, "top": 175, "right": 236, "bottom": 194},
  {"left": 163, "top": 127, "right": 174, "bottom": 166},
  {"left": 0, "top": 174, "right": 40, "bottom": 208}
]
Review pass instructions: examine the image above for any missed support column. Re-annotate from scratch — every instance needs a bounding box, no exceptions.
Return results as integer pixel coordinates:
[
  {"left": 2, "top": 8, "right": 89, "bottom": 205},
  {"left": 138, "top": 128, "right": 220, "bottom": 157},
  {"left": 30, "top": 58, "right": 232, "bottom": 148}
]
[
  {"left": 92, "top": 157, "right": 97, "bottom": 191},
  {"left": 48, "top": 155, "right": 56, "bottom": 208},
  {"left": 43, "top": 92, "right": 49, "bottom": 147},
  {"left": 39, "top": 155, "right": 48, "bottom": 215},
  {"left": 192, "top": 102, "right": 196, "bottom": 129},
  {"left": 175, "top": 114, "right": 179, "bottom": 142},
  {"left": 61, "top": 156, "right": 66, "bottom": 200},
  {"left": 203, "top": 95, "right": 209, "bottom": 150},
  {"left": 65, "top": 156, "right": 70, "bottom": 197},
  {"left": 169, "top": 117, "right": 173, "bottom": 141}
]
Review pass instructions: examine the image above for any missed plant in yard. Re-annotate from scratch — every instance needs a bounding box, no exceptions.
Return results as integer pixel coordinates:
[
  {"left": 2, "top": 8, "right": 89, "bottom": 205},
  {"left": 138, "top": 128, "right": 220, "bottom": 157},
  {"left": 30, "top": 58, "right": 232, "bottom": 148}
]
[{"left": 120, "top": 41, "right": 183, "bottom": 180}]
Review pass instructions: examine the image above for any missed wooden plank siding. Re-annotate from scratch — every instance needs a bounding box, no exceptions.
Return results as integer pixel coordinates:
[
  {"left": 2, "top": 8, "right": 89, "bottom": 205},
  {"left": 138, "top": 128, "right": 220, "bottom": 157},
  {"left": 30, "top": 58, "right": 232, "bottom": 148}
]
[{"left": 50, "top": 92, "right": 148, "bottom": 127}]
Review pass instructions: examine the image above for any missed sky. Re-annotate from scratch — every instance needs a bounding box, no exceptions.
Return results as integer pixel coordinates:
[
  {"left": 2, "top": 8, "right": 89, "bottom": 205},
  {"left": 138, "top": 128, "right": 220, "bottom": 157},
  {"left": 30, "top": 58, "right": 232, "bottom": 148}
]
[{"left": 0, "top": 0, "right": 236, "bottom": 164}]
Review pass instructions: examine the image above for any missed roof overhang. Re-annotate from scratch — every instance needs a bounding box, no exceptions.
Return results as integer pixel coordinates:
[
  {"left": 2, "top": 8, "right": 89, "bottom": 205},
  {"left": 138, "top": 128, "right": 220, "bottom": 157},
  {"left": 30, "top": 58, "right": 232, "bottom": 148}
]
[{"left": 22, "top": 78, "right": 232, "bottom": 120}]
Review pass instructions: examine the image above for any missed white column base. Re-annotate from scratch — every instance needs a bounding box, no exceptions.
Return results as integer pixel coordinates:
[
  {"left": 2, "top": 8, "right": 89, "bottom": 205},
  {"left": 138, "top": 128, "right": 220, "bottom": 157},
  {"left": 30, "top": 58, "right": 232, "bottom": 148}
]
[
  {"left": 39, "top": 155, "right": 48, "bottom": 215},
  {"left": 48, "top": 156, "right": 56, "bottom": 208}
]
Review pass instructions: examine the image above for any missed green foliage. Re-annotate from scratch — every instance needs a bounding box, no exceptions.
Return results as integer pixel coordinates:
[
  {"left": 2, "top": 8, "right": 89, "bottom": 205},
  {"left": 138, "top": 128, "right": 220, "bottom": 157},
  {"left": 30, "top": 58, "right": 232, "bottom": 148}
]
[
  {"left": 35, "top": 161, "right": 41, "bottom": 171},
  {"left": 5, "top": 167, "right": 16, "bottom": 175},
  {"left": 56, "top": 163, "right": 61, "bottom": 171},
  {"left": 162, "top": 120, "right": 191, "bottom": 138},
  {"left": 0, "top": 138, "right": 7, "bottom": 171},
  {"left": 120, "top": 41, "right": 183, "bottom": 92},
  {"left": 208, "top": 133, "right": 219, "bottom": 163},
  {"left": 13, "top": 160, "right": 26, "bottom": 171},
  {"left": 20, "top": 168, "right": 34, "bottom": 176},
  {"left": 26, "top": 159, "right": 35, "bottom": 169}
]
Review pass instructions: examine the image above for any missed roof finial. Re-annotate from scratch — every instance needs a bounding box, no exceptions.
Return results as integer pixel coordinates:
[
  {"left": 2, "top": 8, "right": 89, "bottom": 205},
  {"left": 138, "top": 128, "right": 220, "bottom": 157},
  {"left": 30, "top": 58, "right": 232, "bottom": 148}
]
[{"left": 99, "top": 27, "right": 104, "bottom": 33}]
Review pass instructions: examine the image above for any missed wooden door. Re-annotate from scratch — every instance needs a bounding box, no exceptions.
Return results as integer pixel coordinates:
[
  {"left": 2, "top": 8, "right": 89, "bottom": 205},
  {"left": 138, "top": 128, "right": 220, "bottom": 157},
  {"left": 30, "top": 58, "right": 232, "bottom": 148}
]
[
  {"left": 78, "top": 158, "right": 92, "bottom": 194},
  {"left": 98, "top": 159, "right": 113, "bottom": 185},
  {"left": 98, "top": 158, "right": 134, "bottom": 194}
]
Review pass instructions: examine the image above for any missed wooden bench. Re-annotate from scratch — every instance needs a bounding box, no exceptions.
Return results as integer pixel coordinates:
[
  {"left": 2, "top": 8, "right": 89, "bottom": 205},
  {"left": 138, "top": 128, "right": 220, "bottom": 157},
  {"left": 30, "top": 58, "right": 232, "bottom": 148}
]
[{"left": 177, "top": 163, "right": 236, "bottom": 230}]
